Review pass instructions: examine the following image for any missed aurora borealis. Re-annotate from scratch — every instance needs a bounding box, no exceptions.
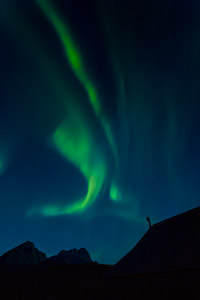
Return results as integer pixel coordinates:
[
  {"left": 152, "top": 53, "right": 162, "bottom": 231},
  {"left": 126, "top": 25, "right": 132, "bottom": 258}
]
[{"left": 0, "top": 0, "right": 200, "bottom": 263}]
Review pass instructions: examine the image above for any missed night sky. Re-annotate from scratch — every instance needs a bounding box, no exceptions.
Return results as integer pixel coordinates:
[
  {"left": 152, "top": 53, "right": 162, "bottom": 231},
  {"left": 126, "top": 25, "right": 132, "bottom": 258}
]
[{"left": 0, "top": 0, "right": 200, "bottom": 264}]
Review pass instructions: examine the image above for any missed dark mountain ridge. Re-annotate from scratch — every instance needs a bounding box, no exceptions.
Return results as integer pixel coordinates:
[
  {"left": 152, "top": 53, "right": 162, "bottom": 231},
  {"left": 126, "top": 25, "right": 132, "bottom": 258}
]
[
  {"left": 115, "top": 206, "right": 200, "bottom": 275},
  {"left": 0, "top": 241, "right": 46, "bottom": 267},
  {"left": 0, "top": 242, "right": 93, "bottom": 268},
  {"left": 47, "top": 247, "right": 92, "bottom": 264},
  {"left": 0, "top": 207, "right": 199, "bottom": 299}
]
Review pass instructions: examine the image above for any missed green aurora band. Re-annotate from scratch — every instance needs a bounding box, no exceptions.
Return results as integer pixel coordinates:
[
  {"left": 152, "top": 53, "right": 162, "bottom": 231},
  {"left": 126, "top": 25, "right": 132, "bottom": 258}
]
[
  {"left": 50, "top": 118, "right": 107, "bottom": 215},
  {"left": 28, "top": 0, "right": 120, "bottom": 216},
  {"left": 36, "top": 0, "right": 118, "bottom": 160},
  {"left": 0, "top": 0, "right": 199, "bottom": 230},
  {"left": 1, "top": 0, "right": 115, "bottom": 217}
]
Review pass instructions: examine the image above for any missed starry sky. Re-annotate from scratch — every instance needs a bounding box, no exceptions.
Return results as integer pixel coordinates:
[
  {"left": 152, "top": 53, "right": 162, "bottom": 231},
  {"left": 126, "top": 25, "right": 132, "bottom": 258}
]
[{"left": 0, "top": 0, "right": 200, "bottom": 264}]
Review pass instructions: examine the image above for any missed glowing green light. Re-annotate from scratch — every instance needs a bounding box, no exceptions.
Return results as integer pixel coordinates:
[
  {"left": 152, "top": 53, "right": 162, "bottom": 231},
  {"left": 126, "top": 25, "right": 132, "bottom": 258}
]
[
  {"left": 29, "top": 176, "right": 96, "bottom": 216},
  {"left": 36, "top": 0, "right": 100, "bottom": 115},
  {"left": 110, "top": 183, "right": 121, "bottom": 202},
  {"left": 36, "top": 0, "right": 118, "bottom": 166},
  {"left": 28, "top": 0, "right": 120, "bottom": 217},
  {"left": 42, "top": 206, "right": 61, "bottom": 216},
  {"left": 51, "top": 122, "right": 106, "bottom": 214},
  {"left": 66, "top": 175, "right": 97, "bottom": 214},
  {"left": 27, "top": 117, "right": 107, "bottom": 217}
]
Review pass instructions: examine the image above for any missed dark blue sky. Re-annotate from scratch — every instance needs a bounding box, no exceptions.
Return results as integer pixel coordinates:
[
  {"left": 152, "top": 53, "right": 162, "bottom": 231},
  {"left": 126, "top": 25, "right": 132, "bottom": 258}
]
[{"left": 0, "top": 0, "right": 200, "bottom": 263}]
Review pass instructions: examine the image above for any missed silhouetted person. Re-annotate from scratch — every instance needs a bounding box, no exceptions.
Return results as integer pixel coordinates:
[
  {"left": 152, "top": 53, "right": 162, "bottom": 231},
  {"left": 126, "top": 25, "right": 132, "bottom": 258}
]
[{"left": 146, "top": 216, "right": 151, "bottom": 229}]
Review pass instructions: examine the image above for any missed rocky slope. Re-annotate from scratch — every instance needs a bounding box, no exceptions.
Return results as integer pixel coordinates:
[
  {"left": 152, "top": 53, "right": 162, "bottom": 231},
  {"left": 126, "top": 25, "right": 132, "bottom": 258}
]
[
  {"left": 0, "top": 241, "right": 46, "bottom": 267},
  {"left": 47, "top": 248, "right": 93, "bottom": 264}
]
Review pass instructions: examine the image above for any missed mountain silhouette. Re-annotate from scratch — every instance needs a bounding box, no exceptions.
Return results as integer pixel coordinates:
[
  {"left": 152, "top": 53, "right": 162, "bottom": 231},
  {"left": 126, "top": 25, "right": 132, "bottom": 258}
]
[
  {"left": 0, "top": 207, "right": 199, "bottom": 299},
  {"left": 0, "top": 242, "right": 93, "bottom": 267},
  {"left": 47, "top": 248, "right": 93, "bottom": 264},
  {"left": 115, "top": 206, "right": 200, "bottom": 275},
  {"left": 0, "top": 241, "right": 46, "bottom": 267}
]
